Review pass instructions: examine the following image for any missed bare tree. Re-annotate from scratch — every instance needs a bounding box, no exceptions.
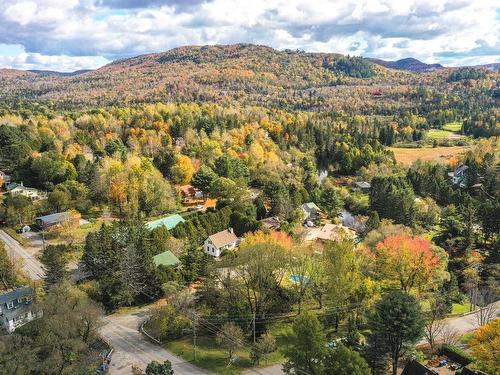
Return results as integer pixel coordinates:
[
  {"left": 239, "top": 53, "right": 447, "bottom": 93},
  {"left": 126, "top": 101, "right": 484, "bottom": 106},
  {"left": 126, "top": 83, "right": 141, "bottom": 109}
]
[
  {"left": 424, "top": 298, "right": 447, "bottom": 351},
  {"left": 440, "top": 326, "right": 460, "bottom": 346},
  {"left": 473, "top": 287, "right": 498, "bottom": 327}
]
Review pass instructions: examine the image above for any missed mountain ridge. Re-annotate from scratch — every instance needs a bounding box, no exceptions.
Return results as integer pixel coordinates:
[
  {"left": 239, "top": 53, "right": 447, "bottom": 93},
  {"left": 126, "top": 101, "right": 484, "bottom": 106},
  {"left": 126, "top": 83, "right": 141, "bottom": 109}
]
[{"left": 0, "top": 44, "right": 498, "bottom": 109}]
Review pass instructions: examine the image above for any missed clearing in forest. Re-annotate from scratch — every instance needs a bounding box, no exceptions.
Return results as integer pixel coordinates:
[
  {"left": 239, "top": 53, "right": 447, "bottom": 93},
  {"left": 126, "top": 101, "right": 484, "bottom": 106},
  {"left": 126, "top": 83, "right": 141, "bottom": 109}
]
[{"left": 389, "top": 146, "right": 469, "bottom": 166}]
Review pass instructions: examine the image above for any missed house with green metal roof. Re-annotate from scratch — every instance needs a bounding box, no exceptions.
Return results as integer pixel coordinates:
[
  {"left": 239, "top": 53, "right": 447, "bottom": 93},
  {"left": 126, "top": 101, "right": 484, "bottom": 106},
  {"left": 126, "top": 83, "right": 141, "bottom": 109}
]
[
  {"left": 146, "top": 214, "right": 185, "bottom": 231},
  {"left": 153, "top": 250, "right": 181, "bottom": 267}
]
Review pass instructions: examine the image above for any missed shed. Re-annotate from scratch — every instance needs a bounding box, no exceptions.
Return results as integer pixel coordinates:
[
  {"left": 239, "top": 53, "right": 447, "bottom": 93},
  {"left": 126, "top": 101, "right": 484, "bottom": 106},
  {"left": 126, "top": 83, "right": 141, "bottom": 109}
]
[
  {"left": 353, "top": 181, "right": 371, "bottom": 193},
  {"left": 35, "top": 211, "right": 71, "bottom": 229}
]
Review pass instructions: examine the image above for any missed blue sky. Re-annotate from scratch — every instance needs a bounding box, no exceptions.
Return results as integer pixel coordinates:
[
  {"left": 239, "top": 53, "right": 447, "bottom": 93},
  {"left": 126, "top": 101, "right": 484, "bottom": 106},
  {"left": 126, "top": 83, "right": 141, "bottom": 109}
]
[{"left": 0, "top": 0, "right": 498, "bottom": 72}]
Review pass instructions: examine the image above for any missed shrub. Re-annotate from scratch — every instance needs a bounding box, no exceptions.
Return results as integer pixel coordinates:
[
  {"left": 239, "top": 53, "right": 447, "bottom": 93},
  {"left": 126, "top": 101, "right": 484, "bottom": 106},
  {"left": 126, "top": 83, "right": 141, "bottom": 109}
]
[{"left": 440, "top": 343, "right": 475, "bottom": 366}]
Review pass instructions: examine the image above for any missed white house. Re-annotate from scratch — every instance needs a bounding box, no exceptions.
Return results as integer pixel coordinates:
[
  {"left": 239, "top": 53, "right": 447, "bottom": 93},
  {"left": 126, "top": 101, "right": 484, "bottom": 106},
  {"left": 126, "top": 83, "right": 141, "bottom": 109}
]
[
  {"left": 203, "top": 228, "right": 239, "bottom": 257},
  {"left": 7, "top": 182, "right": 40, "bottom": 200},
  {"left": 0, "top": 286, "right": 42, "bottom": 333}
]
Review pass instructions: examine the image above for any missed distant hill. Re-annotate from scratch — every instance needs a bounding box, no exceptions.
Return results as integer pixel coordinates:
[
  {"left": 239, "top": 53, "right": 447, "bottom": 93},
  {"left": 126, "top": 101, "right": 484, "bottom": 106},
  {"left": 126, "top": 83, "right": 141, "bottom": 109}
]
[
  {"left": 27, "top": 69, "right": 92, "bottom": 77},
  {"left": 369, "top": 57, "right": 444, "bottom": 72},
  {"left": 0, "top": 44, "right": 497, "bottom": 110},
  {"left": 473, "top": 63, "right": 500, "bottom": 71}
]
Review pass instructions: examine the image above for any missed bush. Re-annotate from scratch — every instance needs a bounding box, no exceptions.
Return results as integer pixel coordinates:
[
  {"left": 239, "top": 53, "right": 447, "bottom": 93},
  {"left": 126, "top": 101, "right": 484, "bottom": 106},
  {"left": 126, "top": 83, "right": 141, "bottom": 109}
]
[{"left": 147, "top": 304, "right": 192, "bottom": 341}]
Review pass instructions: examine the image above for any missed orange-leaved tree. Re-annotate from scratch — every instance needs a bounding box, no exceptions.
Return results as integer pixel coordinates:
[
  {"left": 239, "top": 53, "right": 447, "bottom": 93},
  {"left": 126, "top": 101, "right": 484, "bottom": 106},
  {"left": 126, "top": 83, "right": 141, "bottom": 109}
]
[{"left": 374, "top": 234, "right": 446, "bottom": 293}]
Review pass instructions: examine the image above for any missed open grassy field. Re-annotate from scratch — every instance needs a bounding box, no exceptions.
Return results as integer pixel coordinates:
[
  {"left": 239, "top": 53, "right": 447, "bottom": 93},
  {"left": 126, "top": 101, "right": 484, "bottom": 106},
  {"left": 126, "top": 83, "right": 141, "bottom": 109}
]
[
  {"left": 426, "top": 129, "right": 463, "bottom": 140},
  {"left": 442, "top": 122, "right": 462, "bottom": 132},
  {"left": 389, "top": 146, "right": 469, "bottom": 166}
]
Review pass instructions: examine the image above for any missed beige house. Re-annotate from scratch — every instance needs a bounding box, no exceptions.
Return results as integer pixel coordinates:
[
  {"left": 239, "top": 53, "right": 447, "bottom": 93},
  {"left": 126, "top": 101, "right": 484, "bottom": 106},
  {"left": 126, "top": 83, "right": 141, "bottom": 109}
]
[
  {"left": 303, "top": 223, "right": 356, "bottom": 243},
  {"left": 203, "top": 228, "right": 239, "bottom": 257}
]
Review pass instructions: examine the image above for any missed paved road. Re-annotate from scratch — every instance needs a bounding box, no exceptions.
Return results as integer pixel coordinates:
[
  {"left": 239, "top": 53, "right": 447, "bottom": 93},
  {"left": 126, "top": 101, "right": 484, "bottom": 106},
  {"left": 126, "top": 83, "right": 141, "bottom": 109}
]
[
  {"left": 101, "top": 308, "right": 212, "bottom": 375},
  {"left": 0, "top": 229, "right": 44, "bottom": 280},
  {"left": 434, "top": 301, "right": 500, "bottom": 342}
]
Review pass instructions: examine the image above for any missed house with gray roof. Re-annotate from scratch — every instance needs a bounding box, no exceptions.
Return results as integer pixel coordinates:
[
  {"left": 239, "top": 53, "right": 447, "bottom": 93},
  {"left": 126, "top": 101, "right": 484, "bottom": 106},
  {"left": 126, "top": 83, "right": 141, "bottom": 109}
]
[
  {"left": 0, "top": 286, "right": 42, "bottom": 333},
  {"left": 301, "top": 202, "right": 323, "bottom": 222}
]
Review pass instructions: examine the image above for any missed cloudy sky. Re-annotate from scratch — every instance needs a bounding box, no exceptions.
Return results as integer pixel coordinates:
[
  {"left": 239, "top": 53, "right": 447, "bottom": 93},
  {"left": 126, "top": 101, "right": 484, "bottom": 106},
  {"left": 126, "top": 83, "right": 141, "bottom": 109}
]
[{"left": 0, "top": 0, "right": 499, "bottom": 72}]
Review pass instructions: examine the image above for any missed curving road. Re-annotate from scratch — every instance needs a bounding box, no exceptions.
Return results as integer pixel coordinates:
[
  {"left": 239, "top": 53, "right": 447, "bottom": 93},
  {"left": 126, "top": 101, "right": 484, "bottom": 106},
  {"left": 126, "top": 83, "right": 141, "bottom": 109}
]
[
  {"left": 0, "top": 229, "right": 44, "bottom": 280},
  {"left": 101, "top": 308, "right": 212, "bottom": 375}
]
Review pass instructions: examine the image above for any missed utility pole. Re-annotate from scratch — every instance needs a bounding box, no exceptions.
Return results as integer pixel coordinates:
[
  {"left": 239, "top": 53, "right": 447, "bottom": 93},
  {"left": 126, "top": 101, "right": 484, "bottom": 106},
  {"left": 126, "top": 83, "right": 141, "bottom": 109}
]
[
  {"left": 193, "top": 314, "right": 197, "bottom": 361},
  {"left": 253, "top": 311, "right": 256, "bottom": 344}
]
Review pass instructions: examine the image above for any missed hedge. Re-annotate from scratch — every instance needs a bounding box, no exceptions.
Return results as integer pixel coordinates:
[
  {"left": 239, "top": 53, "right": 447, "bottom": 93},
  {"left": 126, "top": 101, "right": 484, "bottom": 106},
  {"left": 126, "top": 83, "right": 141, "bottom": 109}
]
[{"left": 440, "top": 344, "right": 475, "bottom": 366}]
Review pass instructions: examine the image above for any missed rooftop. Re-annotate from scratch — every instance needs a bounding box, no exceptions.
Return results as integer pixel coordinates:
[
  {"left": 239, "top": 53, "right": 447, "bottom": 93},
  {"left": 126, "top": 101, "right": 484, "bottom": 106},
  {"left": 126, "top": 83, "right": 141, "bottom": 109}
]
[
  {"left": 7, "top": 182, "right": 38, "bottom": 192},
  {"left": 0, "top": 286, "right": 33, "bottom": 305},
  {"left": 36, "top": 211, "right": 71, "bottom": 225},
  {"left": 302, "top": 202, "right": 321, "bottom": 211},
  {"left": 354, "top": 181, "right": 371, "bottom": 189},
  {"left": 208, "top": 229, "right": 239, "bottom": 249},
  {"left": 153, "top": 250, "right": 181, "bottom": 267},
  {"left": 304, "top": 223, "right": 356, "bottom": 242},
  {"left": 146, "top": 214, "right": 185, "bottom": 231}
]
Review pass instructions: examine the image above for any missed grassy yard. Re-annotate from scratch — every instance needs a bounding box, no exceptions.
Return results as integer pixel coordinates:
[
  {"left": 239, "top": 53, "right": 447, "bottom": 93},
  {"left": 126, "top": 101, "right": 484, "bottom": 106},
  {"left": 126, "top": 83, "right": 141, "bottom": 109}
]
[
  {"left": 452, "top": 302, "right": 472, "bottom": 316},
  {"left": 164, "top": 323, "right": 290, "bottom": 374}
]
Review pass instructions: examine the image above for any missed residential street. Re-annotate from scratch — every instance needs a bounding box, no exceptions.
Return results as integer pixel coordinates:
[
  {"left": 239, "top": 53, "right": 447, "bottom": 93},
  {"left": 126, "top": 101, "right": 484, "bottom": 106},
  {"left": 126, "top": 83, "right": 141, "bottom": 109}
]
[
  {"left": 1, "top": 229, "right": 497, "bottom": 375},
  {"left": 100, "top": 308, "right": 212, "bottom": 375},
  {"left": 0, "top": 229, "right": 44, "bottom": 280}
]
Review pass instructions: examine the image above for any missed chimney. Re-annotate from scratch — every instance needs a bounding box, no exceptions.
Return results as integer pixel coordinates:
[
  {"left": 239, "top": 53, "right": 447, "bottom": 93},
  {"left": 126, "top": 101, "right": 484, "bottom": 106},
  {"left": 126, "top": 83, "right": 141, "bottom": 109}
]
[{"left": 228, "top": 227, "right": 234, "bottom": 234}]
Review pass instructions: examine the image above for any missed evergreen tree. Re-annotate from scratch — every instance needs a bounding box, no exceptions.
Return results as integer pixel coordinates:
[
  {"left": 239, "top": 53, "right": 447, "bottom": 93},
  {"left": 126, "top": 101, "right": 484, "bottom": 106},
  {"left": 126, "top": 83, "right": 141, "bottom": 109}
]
[
  {"left": 41, "top": 245, "right": 69, "bottom": 286},
  {"left": 323, "top": 344, "right": 370, "bottom": 375},
  {"left": 283, "top": 312, "right": 327, "bottom": 375},
  {"left": 368, "top": 291, "right": 425, "bottom": 375}
]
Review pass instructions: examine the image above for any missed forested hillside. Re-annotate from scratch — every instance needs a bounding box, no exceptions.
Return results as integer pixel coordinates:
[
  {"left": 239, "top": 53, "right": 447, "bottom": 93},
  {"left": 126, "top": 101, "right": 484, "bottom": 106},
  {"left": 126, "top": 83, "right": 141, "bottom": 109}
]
[{"left": 1, "top": 44, "right": 498, "bottom": 115}]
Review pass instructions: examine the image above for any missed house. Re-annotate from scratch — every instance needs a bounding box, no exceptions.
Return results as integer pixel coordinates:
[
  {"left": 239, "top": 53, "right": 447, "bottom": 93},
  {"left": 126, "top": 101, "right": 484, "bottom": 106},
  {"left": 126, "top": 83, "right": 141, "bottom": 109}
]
[
  {"left": 203, "top": 228, "right": 239, "bottom": 257},
  {"left": 153, "top": 250, "right": 181, "bottom": 268},
  {"left": 401, "top": 360, "right": 438, "bottom": 375},
  {"left": 303, "top": 223, "right": 356, "bottom": 243},
  {"left": 7, "top": 182, "right": 40, "bottom": 200},
  {"left": 301, "top": 202, "right": 323, "bottom": 222},
  {"left": 35, "top": 211, "right": 79, "bottom": 230},
  {"left": 353, "top": 181, "right": 371, "bottom": 193},
  {"left": 449, "top": 164, "right": 469, "bottom": 188},
  {"left": 0, "top": 171, "right": 11, "bottom": 187},
  {"left": 0, "top": 286, "right": 42, "bottom": 333},
  {"left": 179, "top": 184, "right": 204, "bottom": 201},
  {"left": 146, "top": 214, "right": 185, "bottom": 231},
  {"left": 260, "top": 216, "right": 281, "bottom": 231}
]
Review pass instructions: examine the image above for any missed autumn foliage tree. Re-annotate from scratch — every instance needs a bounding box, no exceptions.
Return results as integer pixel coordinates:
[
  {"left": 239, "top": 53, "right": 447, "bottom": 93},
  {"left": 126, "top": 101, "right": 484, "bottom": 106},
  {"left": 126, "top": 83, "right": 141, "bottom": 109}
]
[
  {"left": 374, "top": 234, "right": 446, "bottom": 293},
  {"left": 469, "top": 318, "right": 500, "bottom": 374}
]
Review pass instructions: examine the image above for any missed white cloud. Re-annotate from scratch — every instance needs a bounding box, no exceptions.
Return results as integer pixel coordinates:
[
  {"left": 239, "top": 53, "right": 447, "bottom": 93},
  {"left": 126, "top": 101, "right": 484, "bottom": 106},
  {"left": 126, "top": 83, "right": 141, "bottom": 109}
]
[
  {"left": 0, "top": 51, "right": 109, "bottom": 72},
  {"left": 0, "top": 0, "right": 497, "bottom": 70}
]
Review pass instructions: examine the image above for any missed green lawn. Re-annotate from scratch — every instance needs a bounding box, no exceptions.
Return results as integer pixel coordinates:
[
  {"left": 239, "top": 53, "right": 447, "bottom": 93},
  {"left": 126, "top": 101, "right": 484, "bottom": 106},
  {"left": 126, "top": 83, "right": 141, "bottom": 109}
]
[
  {"left": 452, "top": 302, "right": 472, "bottom": 315},
  {"left": 426, "top": 129, "right": 456, "bottom": 139},
  {"left": 442, "top": 122, "right": 462, "bottom": 132},
  {"left": 426, "top": 122, "right": 464, "bottom": 140},
  {"left": 164, "top": 323, "right": 290, "bottom": 374}
]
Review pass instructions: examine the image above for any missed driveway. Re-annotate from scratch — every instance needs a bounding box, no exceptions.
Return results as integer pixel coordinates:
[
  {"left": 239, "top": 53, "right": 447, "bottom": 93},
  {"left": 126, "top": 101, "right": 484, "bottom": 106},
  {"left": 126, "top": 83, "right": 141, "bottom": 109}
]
[
  {"left": 0, "top": 229, "right": 44, "bottom": 280},
  {"left": 100, "top": 308, "right": 212, "bottom": 375}
]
